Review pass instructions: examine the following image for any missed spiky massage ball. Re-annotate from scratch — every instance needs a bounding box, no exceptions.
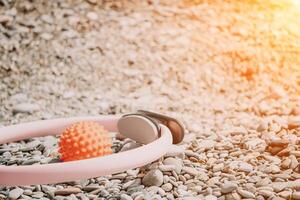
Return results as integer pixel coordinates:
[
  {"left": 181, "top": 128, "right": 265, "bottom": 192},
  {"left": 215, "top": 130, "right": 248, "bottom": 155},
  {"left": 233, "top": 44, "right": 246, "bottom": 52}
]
[{"left": 59, "top": 121, "right": 112, "bottom": 161}]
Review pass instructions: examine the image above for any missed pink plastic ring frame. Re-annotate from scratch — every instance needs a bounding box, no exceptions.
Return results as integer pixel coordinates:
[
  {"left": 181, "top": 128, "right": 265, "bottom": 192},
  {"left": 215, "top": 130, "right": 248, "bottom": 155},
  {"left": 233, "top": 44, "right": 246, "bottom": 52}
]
[{"left": 0, "top": 116, "right": 173, "bottom": 186}]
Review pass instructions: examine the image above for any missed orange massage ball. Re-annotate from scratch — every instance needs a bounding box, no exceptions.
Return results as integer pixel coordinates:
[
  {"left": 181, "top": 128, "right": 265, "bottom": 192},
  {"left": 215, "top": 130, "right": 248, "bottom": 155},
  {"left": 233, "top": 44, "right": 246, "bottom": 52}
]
[{"left": 59, "top": 121, "right": 112, "bottom": 162}]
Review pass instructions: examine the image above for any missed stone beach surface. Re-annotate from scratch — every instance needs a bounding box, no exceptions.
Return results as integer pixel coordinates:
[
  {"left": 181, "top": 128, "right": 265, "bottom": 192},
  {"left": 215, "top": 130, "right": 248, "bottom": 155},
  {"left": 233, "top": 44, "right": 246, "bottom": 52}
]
[{"left": 1, "top": 0, "right": 300, "bottom": 199}]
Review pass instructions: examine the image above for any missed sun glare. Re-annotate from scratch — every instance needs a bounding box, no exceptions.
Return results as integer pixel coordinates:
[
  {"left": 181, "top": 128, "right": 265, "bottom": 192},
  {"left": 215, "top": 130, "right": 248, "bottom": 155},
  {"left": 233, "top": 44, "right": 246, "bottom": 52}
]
[{"left": 288, "top": 0, "right": 300, "bottom": 7}]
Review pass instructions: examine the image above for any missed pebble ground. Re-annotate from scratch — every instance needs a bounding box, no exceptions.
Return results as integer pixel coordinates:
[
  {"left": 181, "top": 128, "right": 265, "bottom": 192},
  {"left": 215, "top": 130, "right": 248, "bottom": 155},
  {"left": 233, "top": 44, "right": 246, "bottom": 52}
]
[{"left": 1, "top": 0, "right": 300, "bottom": 199}]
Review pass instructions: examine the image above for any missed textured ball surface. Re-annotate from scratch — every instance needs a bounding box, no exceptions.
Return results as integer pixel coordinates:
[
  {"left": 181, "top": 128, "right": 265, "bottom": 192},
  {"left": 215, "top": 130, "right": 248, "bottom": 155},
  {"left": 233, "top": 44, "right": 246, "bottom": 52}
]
[{"left": 59, "top": 121, "right": 112, "bottom": 161}]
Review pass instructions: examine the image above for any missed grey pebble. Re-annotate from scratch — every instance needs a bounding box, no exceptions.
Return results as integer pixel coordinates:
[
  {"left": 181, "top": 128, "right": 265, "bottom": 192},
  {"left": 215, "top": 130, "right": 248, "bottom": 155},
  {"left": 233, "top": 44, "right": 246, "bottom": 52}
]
[
  {"left": 82, "top": 185, "right": 101, "bottom": 192},
  {"left": 23, "top": 189, "right": 32, "bottom": 195},
  {"left": 100, "top": 189, "right": 109, "bottom": 197},
  {"left": 32, "top": 191, "right": 44, "bottom": 198},
  {"left": 2, "top": 151, "right": 12, "bottom": 158},
  {"left": 12, "top": 103, "right": 39, "bottom": 114},
  {"left": 120, "top": 142, "right": 141, "bottom": 152},
  {"left": 142, "top": 169, "right": 164, "bottom": 187},
  {"left": 9, "top": 188, "right": 24, "bottom": 200},
  {"left": 41, "top": 185, "right": 56, "bottom": 193},
  {"left": 182, "top": 167, "right": 199, "bottom": 176},
  {"left": 89, "top": 188, "right": 102, "bottom": 195},
  {"left": 123, "top": 180, "right": 137, "bottom": 190},
  {"left": 221, "top": 181, "right": 237, "bottom": 194},
  {"left": 40, "top": 32, "right": 53, "bottom": 40},
  {"left": 111, "top": 173, "right": 128, "bottom": 179},
  {"left": 130, "top": 191, "right": 143, "bottom": 199},
  {"left": 159, "top": 164, "right": 176, "bottom": 172},
  {"left": 42, "top": 136, "right": 58, "bottom": 150},
  {"left": 9, "top": 93, "right": 27, "bottom": 102},
  {"left": 120, "top": 194, "right": 133, "bottom": 200},
  {"left": 76, "top": 193, "right": 89, "bottom": 200},
  {"left": 127, "top": 185, "right": 145, "bottom": 194},
  {"left": 204, "top": 195, "right": 218, "bottom": 200},
  {"left": 22, "top": 158, "right": 40, "bottom": 165},
  {"left": 237, "top": 189, "right": 255, "bottom": 198},
  {"left": 20, "top": 194, "right": 31, "bottom": 199},
  {"left": 48, "top": 158, "right": 61, "bottom": 164},
  {"left": 0, "top": 148, "right": 15, "bottom": 154},
  {"left": 134, "top": 194, "right": 146, "bottom": 200},
  {"left": 21, "top": 140, "right": 41, "bottom": 151},
  {"left": 161, "top": 183, "right": 173, "bottom": 192}
]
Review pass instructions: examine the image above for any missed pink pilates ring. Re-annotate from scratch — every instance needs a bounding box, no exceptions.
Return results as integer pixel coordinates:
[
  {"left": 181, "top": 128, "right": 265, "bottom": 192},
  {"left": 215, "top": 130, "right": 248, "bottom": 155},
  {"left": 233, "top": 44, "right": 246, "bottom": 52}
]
[{"left": 0, "top": 110, "right": 184, "bottom": 186}]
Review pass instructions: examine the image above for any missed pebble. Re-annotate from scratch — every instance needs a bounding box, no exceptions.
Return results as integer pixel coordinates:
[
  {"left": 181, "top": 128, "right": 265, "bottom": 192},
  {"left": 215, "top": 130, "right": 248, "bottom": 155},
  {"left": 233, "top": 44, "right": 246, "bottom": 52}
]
[
  {"left": 273, "top": 197, "right": 286, "bottom": 200},
  {"left": 100, "top": 189, "right": 109, "bottom": 197},
  {"left": 287, "top": 179, "right": 300, "bottom": 189},
  {"left": 256, "top": 178, "right": 271, "bottom": 187},
  {"left": 293, "top": 192, "right": 300, "bottom": 200},
  {"left": 142, "top": 169, "right": 163, "bottom": 186},
  {"left": 120, "top": 142, "right": 141, "bottom": 152},
  {"left": 159, "top": 164, "right": 176, "bottom": 172},
  {"left": 291, "top": 150, "right": 300, "bottom": 157},
  {"left": 41, "top": 185, "right": 56, "bottom": 193},
  {"left": 23, "top": 189, "right": 32, "bottom": 195},
  {"left": 82, "top": 185, "right": 101, "bottom": 192},
  {"left": 258, "top": 190, "right": 274, "bottom": 198},
  {"left": 198, "top": 139, "right": 216, "bottom": 150},
  {"left": 123, "top": 180, "right": 137, "bottom": 190},
  {"left": 204, "top": 195, "right": 218, "bottom": 200},
  {"left": 229, "top": 161, "right": 253, "bottom": 172},
  {"left": 221, "top": 181, "right": 237, "bottom": 194},
  {"left": 278, "top": 190, "right": 292, "bottom": 198},
  {"left": 22, "top": 158, "right": 40, "bottom": 165},
  {"left": 120, "top": 194, "right": 133, "bottom": 200},
  {"left": 163, "top": 157, "right": 182, "bottom": 174},
  {"left": 288, "top": 116, "right": 300, "bottom": 129},
  {"left": 12, "top": 103, "right": 39, "bottom": 114},
  {"left": 40, "top": 33, "right": 53, "bottom": 40},
  {"left": 134, "top": 194, "right": 146, "bottom": 200},
  {"left": 268, "top": 139, "right": 289, "bottom": 147},
  {"left": 290, "top": 155, "right": 299, "bottom": 169},
  {"left": 237, "top": 189, "right": 255, "bottom": 198},
  {"left": 0, "top": 14, "right": 13, "bottom": 24},
  {"left": 198, "top": 171, "right": 209, "bottom": 181},
  {"left": 75, "top": 194, "right": 87, "bottom": 200},
  {"left": 263, "top": 155, "right": 281, "bottom": 164},
  {"left": 85, "top": 0, "right": 97, "bottom": 4},
  {"left": 223, "top": 126, "right": 248, "bottom": 136},
  {"left": 192, "top": 185, "right": 202, "bottom": 193},
  {"left": 212, "top": 163, "right": 224, "bottom": 172},
  {"left": 54, "top": 187, "right": 81, "bottom": 195},
  {"left": 244, "top": 138, "right": 266, "bottom": 150},
  {"left": 43, "top": 136, "right": 57, "bottom": 150},
  {"left": 87, "top": 12, "right": 98, "bottom": 21},
  {"left": 9, "top": 188, "right": 24, "bottom": 200},
  {"left": 32, "top": 191, "right": 44, "bottom": 198},
  {"left": 281, "top": 158, "right": 291, "bottom": 169},
  {"left": 161, "top": 183, "right": 173, "bottom": 192},
  {"left": 40, "top": 15, "right": 53, "bottom": 24},
  {"left": 257, "top": 121, "right": 268, "bottom": 132},
  {"left": 270, "top": 182, "right": 287, "bottom": 192},
  {"left": 9, "top": 93, "right": 27, "bottom": 102},
  {"left": 225, "top": 192, "right": 241, "bottom": 200},
  {"left": 182, "top": 167, "right": 200, "bottom": 176},
  {"left": 21, "top": 140, "right": 40, "bottom": 151}
]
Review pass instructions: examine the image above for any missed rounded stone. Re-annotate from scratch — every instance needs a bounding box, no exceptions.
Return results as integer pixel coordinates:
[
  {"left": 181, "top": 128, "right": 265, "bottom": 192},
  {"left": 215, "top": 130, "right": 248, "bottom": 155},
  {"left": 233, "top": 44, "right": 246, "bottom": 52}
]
[
  {"left": 142, "top": 169, "right": 164, "bottom": 187},
  {"left": 221, "top": 181, "right": 237, "bottom": 194},
  {"left": 161, "top": 183, "right": 173, "bottom": 192},
  {"left": 163, "top": 157, "right": 183, "bottom": 174}
]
